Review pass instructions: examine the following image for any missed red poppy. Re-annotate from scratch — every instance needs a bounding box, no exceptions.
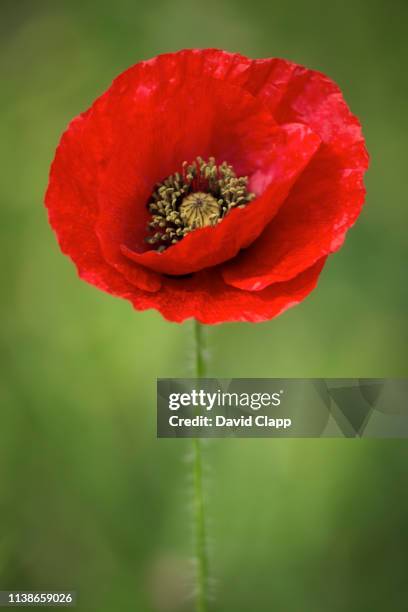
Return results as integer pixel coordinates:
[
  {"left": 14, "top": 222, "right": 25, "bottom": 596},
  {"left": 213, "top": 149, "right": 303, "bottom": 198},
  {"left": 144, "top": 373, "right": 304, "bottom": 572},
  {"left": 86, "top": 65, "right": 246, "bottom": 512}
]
[{"left": 45, "top": 49, "right": 368, "bottom": 324}]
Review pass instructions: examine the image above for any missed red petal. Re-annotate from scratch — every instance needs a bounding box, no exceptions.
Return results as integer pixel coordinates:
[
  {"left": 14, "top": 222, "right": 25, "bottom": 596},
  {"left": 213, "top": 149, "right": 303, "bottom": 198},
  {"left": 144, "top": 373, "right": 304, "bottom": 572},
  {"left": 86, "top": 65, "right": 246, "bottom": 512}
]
[
  {"left": 128, "top": 257, "right": 327, "bottom": 324},
  {"left": 45, "top": 109, "right": 160, "bottom": 295},
  {"left": 223, "top": 67, "right": 369, "bottom": 291}
]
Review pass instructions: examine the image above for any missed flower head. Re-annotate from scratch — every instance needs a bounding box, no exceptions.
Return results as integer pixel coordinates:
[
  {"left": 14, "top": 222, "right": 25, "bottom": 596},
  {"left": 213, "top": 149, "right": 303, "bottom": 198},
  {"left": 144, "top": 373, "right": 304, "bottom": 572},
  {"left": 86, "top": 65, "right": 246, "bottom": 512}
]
[{"left": 45, "top": 49, "right": 369, "bottom": 323}]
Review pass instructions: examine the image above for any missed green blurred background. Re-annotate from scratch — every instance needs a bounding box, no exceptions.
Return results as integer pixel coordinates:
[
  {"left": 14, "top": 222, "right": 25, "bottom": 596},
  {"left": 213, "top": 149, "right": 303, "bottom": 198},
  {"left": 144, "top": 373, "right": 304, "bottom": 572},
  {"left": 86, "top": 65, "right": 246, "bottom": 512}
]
[{"left": 1, "top": 0, "right": 407, "bottom": 610}]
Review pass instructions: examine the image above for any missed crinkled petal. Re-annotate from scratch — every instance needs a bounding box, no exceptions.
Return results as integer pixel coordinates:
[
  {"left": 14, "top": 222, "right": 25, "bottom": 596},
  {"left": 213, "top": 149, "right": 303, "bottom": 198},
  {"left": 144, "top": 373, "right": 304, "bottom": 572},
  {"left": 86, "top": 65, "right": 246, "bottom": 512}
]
[
  {"left": 223, "top": 67, "right": 369, "bottom": 290},
  {"left": 128, "top": 257, "right": 326, "bottom": 324}
]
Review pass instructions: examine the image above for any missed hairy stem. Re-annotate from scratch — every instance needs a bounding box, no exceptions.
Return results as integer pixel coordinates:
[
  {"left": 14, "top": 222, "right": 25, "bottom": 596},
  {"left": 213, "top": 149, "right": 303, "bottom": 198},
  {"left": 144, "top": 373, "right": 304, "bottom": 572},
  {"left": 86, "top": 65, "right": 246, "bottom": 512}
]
[{"left": 193, "top": 320, "right": 209, "bottom": 612}]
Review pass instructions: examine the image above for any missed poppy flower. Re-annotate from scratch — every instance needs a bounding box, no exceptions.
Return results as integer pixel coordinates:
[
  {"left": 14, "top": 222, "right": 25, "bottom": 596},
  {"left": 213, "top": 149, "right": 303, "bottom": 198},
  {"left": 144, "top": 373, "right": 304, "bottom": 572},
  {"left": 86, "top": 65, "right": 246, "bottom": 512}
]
[{"left": 45, "top": 48, "right": 369, "bottom": 324}]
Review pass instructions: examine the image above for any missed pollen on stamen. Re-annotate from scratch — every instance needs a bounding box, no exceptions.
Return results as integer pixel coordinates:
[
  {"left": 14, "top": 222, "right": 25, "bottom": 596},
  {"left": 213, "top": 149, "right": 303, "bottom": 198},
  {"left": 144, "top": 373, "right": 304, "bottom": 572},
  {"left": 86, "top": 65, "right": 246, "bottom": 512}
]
[{"left": 145, "top": 157, "right": 255, "bottom": 252}]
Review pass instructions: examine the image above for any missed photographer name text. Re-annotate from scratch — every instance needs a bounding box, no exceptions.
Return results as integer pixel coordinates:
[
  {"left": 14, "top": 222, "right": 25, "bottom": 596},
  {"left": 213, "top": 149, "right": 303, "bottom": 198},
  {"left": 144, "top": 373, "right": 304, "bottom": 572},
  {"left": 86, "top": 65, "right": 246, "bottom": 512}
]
[{"left": 168, "top": 414, "right": 291, "bottom": 429}]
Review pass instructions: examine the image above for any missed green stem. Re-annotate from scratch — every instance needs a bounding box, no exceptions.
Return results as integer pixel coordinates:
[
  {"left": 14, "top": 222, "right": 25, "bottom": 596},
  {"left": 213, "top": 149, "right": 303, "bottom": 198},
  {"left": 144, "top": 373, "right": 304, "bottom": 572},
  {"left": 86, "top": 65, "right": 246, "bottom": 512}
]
[{"left": 193, "top": 320, "right": 209, "bottom": 612}]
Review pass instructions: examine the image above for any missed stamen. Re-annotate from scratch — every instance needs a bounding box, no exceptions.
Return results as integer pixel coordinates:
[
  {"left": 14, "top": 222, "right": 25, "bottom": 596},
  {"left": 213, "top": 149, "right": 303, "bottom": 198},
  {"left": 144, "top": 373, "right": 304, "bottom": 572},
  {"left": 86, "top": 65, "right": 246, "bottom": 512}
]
[{"left": 146, "top": 157, "right": 255, "bottom": 251}]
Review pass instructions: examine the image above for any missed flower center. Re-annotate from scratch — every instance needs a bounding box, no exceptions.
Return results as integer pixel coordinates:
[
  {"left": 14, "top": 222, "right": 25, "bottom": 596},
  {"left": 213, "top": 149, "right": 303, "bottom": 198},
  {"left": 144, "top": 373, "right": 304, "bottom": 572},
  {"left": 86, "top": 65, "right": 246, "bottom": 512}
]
[{"left": 146, "top": 157, "right": 255, "bottom": 252}]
